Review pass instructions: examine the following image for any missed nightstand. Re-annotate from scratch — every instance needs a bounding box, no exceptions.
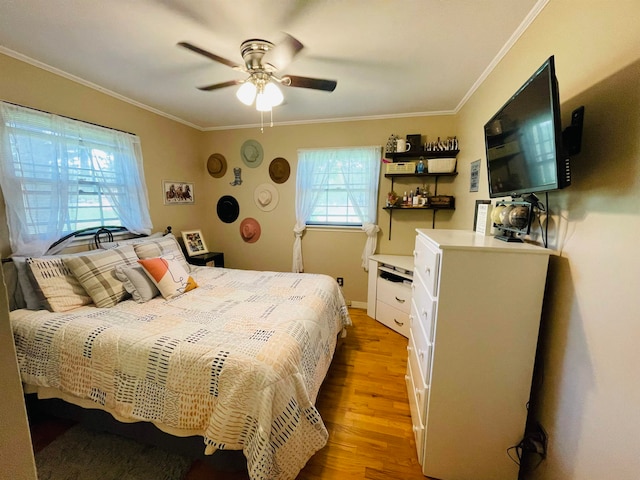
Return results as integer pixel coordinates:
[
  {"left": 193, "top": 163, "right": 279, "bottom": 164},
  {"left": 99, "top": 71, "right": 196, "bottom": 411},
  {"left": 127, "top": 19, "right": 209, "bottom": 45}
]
[{"left": 186, "top": 252, "right": 224, "bottom": 267}]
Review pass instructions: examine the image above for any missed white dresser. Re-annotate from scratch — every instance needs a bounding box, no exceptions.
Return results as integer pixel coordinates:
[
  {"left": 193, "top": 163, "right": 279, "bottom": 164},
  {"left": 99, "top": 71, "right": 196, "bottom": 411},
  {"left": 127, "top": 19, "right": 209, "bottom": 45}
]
[
  {"left": 407, "top": 229, "right": 551, "bottom": 480},
  {"left": 367, "top": 254, "right": 414, "bottom": 338}
]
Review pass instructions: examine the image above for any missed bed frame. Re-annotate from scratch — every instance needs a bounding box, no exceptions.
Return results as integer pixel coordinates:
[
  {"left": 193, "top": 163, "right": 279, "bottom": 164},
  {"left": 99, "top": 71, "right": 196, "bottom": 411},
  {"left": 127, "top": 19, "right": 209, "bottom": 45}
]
[{"left": 8, "top": 226, "right": 350, "bottom": 480}]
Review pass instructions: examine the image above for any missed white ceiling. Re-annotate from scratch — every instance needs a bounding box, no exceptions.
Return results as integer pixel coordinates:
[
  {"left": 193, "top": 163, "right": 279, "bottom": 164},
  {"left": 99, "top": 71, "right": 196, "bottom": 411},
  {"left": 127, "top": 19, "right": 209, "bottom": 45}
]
[{"left": 0, "top": 0, "right": 543, "bottom": 131}]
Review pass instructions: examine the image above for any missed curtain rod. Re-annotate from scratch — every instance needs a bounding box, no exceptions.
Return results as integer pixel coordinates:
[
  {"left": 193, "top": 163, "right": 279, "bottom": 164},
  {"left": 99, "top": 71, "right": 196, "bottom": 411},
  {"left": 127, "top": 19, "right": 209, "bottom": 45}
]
[{"left": 1, "top": 100, "right": 137, "bottom": 137}]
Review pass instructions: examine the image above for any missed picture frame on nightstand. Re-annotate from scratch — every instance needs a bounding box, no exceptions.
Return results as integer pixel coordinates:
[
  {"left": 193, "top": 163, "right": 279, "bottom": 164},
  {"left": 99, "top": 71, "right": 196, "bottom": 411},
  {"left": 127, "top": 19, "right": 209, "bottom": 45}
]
[{"left": 181, "top": 229, "right": 208, "bottom": 256}]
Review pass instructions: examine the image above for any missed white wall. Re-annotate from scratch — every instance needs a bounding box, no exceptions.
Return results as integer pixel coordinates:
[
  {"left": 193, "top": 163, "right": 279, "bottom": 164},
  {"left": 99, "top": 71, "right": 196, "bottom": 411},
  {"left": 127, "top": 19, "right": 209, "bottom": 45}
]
[{"left": 454, "top": 1, "right": 640, "bottom": 478}]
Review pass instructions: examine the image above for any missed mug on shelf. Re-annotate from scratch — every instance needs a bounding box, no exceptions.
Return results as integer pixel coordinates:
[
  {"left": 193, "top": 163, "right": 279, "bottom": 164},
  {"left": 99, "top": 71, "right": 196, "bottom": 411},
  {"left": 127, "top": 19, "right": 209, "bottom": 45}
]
[{"left": 396, "top": 139, "right": 411, "bottom": 152}]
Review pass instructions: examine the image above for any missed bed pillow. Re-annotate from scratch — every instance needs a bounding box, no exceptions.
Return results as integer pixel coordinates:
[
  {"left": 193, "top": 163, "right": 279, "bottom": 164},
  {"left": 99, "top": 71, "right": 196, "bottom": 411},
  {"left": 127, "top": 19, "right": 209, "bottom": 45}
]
[
  {"left": 12, "top": 256, "right": 47, "bottom": 310},
  {"left": 133, "top": 234, "right": 191, "bottom": 273},
  {"left": 138, "top": 257, "right": 198, "bottom": 300},
  {"left": 27, "top": 255, "right": 94, "bottom": 312},
  {"left": 64, "top": 245, "right": 139, "bottom": 308},
  {"left": 114, "top": 264, "right": 160, "bottom": 303}
]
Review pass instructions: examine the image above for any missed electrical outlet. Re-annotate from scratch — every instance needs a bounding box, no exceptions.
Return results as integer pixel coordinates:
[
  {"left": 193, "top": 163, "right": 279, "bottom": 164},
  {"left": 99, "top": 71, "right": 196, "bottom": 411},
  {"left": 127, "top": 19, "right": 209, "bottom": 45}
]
[{"left": 336, "top": 277, "right": 344, "bottom": 287}]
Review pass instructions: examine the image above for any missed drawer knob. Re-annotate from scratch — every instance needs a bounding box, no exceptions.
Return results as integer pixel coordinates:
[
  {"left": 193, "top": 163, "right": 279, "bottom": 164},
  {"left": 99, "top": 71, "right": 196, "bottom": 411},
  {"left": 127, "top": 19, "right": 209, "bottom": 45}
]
[
  {"left": 407, "top": 346, "right": 412, "bottom": 353},
  {"left": 405, "top": 375, "right": 410, "bottom": 381},
  {"left": 422, "top": 309, "right": 429, "bottom": 320},
  {"left": 425, "top": 266, "right": 431, "bottom": 275},
  {"left": 413, "top": 250, "right": 417, "bottom": 257},
  {"left": 418, "top": 349, "right": 426, "bottom": 359},
  {"left": 394, "top": 318, "right": 404, "bottom": 327},
  {"left": 395, "top": 296, "right": 406, "bottom": 303}
]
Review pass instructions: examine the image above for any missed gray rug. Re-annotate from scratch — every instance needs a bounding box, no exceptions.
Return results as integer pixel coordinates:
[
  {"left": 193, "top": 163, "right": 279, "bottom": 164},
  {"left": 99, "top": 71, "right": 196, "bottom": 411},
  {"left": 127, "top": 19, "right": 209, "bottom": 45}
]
[{"left": 35, "top": 424, "right": 192, "bottom": 480}]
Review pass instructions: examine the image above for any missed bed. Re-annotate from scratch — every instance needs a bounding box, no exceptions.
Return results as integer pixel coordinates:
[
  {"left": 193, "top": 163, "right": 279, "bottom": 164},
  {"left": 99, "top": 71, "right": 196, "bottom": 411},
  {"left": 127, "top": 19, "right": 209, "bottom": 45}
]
[{"left": 6, "top": 229, "right": 351, "bottom": 480}]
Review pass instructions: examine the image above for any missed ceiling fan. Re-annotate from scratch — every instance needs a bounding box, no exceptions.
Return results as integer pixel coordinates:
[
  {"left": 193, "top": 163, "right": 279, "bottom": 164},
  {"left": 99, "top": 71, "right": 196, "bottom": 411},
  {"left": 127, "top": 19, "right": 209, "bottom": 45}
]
[{"left": 178, "top": 34, "right": 337, "bottom": 112}]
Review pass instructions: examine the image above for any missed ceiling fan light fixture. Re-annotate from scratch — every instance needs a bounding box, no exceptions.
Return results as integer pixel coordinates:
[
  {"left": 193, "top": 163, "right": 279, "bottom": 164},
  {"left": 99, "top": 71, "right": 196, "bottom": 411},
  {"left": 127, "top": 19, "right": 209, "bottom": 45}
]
[
  {"left": 255, "top": 91, "right": 273, "bottom": 112},
  {"left": 263, "top": 82, "right": 284, "bottom": 107},
  {"left": 236, "top": 81, "right": 257, "bottom": 106}
]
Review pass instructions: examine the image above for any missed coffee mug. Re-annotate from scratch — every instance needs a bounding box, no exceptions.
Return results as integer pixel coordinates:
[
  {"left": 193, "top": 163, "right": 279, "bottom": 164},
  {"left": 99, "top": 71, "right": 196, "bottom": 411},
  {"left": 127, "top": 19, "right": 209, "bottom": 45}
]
[{"left": 396, "top": 139, "right": 411, "bottom": 152}]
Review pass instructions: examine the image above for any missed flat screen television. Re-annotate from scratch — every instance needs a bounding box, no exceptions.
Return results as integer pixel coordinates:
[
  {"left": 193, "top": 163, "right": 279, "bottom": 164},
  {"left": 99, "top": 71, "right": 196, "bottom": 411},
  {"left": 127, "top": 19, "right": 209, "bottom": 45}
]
[{"left": 484, "top": 55, "right": 572, "bottom": 199}]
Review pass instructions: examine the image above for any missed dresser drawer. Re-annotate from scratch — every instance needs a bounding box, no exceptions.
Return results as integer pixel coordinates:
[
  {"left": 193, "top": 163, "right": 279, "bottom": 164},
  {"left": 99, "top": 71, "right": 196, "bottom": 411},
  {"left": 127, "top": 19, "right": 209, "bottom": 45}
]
[
  {"left": 411, "top": 275, "right": 436, "bottom": 343},
  {"left": 376, "top": 277, "right": 411, "bottom": 314},
  {"left": 405, "top": 361, "right": 425, "bottom": 466},
  {"left": 408, "top": 330, "right": 429, "bottom": 410},
  {"left": 413, "top": 235, "right": 440, "bottom": 297},
  {"left": 375, "top": 300, "right": 410, "bottom": 337},
  {"left": 410, "top": 301, "right": 434, "bottom": 386}
]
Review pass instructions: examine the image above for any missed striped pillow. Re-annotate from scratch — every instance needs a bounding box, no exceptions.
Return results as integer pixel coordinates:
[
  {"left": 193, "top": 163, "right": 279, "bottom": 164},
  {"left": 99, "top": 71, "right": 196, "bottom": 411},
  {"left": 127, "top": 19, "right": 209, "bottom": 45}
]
[
  {"left": 133, "top": 234, "right": 191, "bottom": 273},
  {"left": 64, "top": 245, "right": 139, "bottom": 308},
  {"left": 27, "top": 255, "right": 94, "bottom": 312}
]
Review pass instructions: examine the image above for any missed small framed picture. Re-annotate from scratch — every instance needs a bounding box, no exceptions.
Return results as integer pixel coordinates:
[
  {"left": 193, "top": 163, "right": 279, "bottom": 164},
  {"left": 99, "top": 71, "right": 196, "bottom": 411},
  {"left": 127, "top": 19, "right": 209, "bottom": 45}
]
[
  {"left": 163, "top": 180, "right": 194, "bottom": 205},
  {"left": 181, "top": 229, "right": 208, "bottom": 256},
  {"left": 470, "top": 159, "right": 481, "bottom": 192},
  {"left": 474, "top": 199, "right": 492, "bottom": 233}
]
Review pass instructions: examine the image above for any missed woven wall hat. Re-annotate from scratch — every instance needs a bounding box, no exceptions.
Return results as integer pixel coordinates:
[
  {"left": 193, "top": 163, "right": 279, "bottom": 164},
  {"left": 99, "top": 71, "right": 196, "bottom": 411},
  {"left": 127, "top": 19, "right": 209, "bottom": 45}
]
[
  {"left": 254, "top": 183, "right": 279, "bottom": 212},
  {"left": 240, "top": 218, "right": 261, "bottom": 243},
  {"left": 268, "top": 157, "right": 290, "bottom": 184},
  {"left": 207, "top": 153, "right": 227, "bottom": 178},
  {"left": 241, "top": 139, "right": 263, "bottom": 168}
]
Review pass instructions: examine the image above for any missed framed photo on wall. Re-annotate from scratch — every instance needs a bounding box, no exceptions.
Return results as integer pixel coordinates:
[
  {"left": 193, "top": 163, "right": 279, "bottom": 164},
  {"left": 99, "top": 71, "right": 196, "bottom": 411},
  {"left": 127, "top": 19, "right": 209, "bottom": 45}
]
[
  {"left": 182, "top": 229, "right": 208, "bottom": 257},
  {"left": 163, "top": 180, "right": 194, "bottom": 205}
]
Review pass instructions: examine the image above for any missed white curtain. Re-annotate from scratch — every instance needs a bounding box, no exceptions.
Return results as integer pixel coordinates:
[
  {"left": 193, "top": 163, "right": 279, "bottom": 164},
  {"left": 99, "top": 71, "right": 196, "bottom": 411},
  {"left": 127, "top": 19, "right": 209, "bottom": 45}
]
[
  {"left": 293, "top": 146, "right": 380, "bottom": 273},
  {"left": 0, "top": 102, "right": 152, "bottom": 256},
  {"left": 292, "top": 149, "right": 332, "bottom": 273}
]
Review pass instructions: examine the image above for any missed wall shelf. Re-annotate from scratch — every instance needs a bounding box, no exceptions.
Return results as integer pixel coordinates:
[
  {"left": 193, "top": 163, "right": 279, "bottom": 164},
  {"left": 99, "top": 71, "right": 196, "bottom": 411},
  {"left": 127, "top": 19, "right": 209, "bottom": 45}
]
[
  {"left": 385, "top": 149, "right": 460, "bottom": 161},
  {"left": 384, "top": 172, "right": 457, "bottom": 239}
]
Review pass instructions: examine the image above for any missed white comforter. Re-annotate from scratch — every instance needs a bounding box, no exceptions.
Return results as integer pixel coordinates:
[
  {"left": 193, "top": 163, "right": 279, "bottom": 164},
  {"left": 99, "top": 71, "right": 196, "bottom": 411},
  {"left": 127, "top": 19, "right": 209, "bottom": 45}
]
[{"left": 11, "top": 267, "right": 351, "bottom": 480}]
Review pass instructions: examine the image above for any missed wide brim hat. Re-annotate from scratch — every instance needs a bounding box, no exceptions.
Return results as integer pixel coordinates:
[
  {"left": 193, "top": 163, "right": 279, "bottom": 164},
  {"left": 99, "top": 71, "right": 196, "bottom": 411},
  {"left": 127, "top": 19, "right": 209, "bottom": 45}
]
[
  {"left": 207, "top": 153, "right": 227, "bottom": 178},
  {"left": 241, "top": 139, "right": 263, "bottom": 168},
  {"left": 254, "top": 183, "right": 279, "bottom": 212},
  {"left": 216, "top": 195, "right": 240, "bottom": 223},
  {"left": 269, "top": 157, "right": 290, "bottom": 184},
  {"left": 240, "top": 217, "right": 261, "bottom": 243}
]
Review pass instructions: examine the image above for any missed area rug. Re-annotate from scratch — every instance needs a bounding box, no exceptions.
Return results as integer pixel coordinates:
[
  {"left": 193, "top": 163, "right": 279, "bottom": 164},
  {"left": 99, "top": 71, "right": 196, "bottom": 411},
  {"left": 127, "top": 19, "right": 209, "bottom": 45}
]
[{"left": 35, "top": 424, "right": 193, "bottom": 480}]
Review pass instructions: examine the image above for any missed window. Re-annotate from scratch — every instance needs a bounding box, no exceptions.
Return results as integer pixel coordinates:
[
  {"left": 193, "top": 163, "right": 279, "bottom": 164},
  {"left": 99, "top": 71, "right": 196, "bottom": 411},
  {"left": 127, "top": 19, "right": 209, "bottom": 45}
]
[
  {"left": 0, "top": 102, "right": 152, "bottom": 255},
  {"left": 297, "top": 146, "right": 380, "bottom": 227},
  {"left": 292, "top": 146, "right": 381, "bottom": 273}
]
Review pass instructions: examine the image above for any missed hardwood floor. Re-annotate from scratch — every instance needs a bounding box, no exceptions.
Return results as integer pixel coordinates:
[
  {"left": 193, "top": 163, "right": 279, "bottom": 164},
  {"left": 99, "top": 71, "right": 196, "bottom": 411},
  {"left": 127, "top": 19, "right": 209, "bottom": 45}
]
[{"left": 29, "top": 308, "right": 426, "bottom": 480}]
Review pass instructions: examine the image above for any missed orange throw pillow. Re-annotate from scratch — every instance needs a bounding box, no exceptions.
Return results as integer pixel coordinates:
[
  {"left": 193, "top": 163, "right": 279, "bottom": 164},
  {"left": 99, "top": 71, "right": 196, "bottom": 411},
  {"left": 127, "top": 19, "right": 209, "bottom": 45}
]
[{"left": 138, "top": 257, "right": 198, "bottom": 299}]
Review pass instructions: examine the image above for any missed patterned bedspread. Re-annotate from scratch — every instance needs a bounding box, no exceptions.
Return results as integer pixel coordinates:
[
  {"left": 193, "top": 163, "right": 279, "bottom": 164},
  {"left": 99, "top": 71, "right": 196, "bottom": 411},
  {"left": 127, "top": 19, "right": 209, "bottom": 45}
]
[{"left": 11, "top": 267, "right": 351, "bottom": 480}]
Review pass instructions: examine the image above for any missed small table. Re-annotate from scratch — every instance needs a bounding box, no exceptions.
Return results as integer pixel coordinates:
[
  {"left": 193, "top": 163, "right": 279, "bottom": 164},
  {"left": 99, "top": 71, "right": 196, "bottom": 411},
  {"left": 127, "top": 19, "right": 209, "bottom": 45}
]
[{"left": 186, "top": 251, "right": 224, "bottom": 267}]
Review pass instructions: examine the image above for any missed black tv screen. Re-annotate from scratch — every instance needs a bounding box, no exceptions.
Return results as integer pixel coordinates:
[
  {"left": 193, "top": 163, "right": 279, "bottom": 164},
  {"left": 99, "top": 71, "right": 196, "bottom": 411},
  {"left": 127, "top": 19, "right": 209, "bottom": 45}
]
[{"left": 484, "top": 56, "right": 569, "bottom": 198}]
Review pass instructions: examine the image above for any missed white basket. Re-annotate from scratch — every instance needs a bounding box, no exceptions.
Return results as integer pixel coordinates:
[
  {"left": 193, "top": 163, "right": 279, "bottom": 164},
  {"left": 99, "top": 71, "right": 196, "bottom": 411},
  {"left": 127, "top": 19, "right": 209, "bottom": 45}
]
[
  {"left": 386, "top": 161, "right": 416, "bottom": 174},
  {"left": 427, "top": 158, "right": 456, "bottom": 173}
]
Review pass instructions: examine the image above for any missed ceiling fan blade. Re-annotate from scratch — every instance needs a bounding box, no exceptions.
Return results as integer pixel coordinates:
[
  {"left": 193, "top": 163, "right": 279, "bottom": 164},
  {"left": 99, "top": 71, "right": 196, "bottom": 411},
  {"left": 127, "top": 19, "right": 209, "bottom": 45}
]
[
  {"left": 178, "top": 41, "right": 244, "bottom": 70},
  {"left": 197, "top": 79, "right": 243, "bottom": 91},
  {"left": 283, "top": 75, "right": 337, "bottom": 92},
  {"left": 263, "top": 33, "right": 304, "bottom": 71}
]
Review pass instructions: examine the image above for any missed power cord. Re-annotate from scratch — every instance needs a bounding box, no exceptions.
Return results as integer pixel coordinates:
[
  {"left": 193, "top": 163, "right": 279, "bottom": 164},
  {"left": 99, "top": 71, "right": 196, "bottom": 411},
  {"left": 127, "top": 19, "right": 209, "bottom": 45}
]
[
  {"left": 507, "top": 422, "right": 548, "bottom": 470},
  {"left": 523, "top": 193, "right": 548, "bottom": 248}
]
